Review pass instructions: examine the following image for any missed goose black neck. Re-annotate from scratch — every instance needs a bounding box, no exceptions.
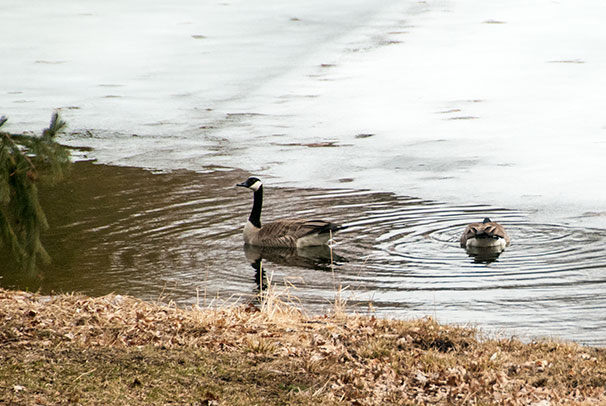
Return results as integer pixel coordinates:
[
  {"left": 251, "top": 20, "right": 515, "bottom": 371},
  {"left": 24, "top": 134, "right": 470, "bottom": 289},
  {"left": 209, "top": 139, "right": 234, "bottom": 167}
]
[{"left": 249, "top": 186, "right": 263, "bottom": 228}]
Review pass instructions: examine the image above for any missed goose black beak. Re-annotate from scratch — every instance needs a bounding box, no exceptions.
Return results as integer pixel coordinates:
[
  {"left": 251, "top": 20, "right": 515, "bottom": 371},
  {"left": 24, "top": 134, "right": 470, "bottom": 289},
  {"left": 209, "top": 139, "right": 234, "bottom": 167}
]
[{"left": 236, "top": 182, "right": 247, "bottom": 188}]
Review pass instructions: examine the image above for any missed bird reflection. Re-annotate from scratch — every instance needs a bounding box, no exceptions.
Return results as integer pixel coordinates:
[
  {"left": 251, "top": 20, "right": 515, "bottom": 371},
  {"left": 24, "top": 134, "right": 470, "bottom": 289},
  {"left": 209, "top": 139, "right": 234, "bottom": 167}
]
[
  {"left": 243, "top": 244, "right": 346, "bottom": 293},
  {"left": 465, "top": 245, "right": 504, "bottom": 264}
]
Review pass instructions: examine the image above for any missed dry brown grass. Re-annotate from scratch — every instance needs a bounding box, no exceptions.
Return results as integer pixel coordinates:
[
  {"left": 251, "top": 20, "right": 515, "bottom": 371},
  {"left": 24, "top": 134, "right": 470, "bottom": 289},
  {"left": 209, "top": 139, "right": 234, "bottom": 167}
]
[{"left": 1, "top": 288, "right": 605, "bottom": 405}]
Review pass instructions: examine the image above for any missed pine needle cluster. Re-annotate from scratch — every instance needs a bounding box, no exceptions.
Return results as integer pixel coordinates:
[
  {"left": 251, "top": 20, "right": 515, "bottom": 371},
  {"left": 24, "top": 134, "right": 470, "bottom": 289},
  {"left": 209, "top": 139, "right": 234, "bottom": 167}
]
[{"left": 0, "top": 112, "right": 71, "bottom": 271}]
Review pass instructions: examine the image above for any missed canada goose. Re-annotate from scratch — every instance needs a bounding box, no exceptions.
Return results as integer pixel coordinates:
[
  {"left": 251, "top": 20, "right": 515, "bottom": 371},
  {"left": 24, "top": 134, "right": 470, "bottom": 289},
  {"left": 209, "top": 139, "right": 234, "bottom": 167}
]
[
  {"left": 236, "top": 177, "right": 345, "bottom": 247},
  {"left": 460, "top": 218, "right": 510, "bottom": 250}
]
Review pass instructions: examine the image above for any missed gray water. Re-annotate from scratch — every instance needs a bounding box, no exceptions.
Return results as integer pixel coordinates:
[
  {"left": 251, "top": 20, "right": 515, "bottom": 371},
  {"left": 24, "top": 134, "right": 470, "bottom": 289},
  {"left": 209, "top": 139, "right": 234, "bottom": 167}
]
[{"left": 1, "top": 162, "right": 605, "bottom": 346}]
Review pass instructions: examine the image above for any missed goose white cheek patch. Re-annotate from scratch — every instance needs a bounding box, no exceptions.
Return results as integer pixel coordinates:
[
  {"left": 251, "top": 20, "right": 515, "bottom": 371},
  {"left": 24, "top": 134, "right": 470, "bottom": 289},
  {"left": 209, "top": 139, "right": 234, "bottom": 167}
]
[{"left": 249, "top": 181, "right": 262, "bottom": 191}]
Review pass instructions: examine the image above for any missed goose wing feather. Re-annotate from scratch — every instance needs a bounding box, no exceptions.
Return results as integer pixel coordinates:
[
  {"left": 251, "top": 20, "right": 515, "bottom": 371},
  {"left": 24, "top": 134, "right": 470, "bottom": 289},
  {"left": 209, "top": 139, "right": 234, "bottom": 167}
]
[
  {"left": 255, "top": 219, "right": 337, "bottom": 247},
  {"left": 261, "top": 219, "right": 335, "bottom": 237},
  {"left": 460, "top": 221, "right": 510, "bottom": 247}
]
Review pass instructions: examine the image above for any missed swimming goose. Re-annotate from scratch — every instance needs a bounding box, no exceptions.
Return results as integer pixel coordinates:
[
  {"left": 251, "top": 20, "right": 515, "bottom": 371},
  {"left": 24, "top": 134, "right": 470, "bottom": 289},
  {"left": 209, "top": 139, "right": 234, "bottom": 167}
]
[
  {"left": 236, "top": 177, "right": 345, "bottom": 247},
  {"left": 460, "top": 218, "right": 510, "bottom": 250}
]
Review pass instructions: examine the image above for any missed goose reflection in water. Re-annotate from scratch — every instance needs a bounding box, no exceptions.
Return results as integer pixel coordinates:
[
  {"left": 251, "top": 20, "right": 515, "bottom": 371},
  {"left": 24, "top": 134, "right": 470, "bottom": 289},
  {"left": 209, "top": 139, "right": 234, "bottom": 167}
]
[{"left": 243, "top": 244, "right": 347, "bottom": 292}]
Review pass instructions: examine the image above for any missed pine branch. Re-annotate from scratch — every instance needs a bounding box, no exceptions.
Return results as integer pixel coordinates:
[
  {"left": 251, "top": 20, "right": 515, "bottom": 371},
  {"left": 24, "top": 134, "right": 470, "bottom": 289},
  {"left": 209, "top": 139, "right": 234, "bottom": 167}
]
[
  {"left": 0, "top": 111, "right": 71, "bottom": 271},
  {"left": 42, "top": 111, "right": 67, "bottom": 138}
]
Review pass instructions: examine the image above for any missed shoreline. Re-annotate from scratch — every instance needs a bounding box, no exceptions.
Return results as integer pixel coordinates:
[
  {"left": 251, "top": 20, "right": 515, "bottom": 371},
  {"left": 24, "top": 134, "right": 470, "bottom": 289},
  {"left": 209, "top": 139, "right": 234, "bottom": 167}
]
[{"left": 1, "top": 288, "right": 605, "bottom": 405}]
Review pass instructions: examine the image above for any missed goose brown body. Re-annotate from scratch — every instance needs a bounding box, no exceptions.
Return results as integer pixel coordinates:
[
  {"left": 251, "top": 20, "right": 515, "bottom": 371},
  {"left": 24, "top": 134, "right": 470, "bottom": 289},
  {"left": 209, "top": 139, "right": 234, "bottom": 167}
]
[{"left": 460, "top": 218, "right": 510, "bottom": 249}]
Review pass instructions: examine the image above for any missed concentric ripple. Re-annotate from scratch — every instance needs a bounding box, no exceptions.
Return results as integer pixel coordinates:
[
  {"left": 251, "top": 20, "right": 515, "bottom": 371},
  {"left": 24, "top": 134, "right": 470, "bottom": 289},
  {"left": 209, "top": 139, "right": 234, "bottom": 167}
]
[{"left": 289, "top": 190, "right": 606, "bottom": 346}]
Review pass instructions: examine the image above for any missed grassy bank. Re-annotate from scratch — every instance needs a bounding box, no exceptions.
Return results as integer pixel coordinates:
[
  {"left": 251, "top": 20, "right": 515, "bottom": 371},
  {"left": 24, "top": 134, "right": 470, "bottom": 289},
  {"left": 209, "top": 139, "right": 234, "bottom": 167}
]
[{"left": 1, "top": 288, "right": 605, "bottom": 405}]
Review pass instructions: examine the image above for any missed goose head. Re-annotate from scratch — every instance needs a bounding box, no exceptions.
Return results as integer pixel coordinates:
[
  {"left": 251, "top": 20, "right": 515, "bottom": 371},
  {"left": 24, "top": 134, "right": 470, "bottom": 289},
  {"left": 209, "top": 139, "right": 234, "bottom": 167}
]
[{"left": 237, "top": 177, "right": 263, "bottom": 191}]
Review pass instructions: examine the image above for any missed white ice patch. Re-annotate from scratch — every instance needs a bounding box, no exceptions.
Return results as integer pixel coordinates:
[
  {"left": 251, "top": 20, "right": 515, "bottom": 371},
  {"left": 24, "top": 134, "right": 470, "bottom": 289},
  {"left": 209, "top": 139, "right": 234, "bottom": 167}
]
[{"left": 2, "top": 0, "right": 605, "bottom": 228}]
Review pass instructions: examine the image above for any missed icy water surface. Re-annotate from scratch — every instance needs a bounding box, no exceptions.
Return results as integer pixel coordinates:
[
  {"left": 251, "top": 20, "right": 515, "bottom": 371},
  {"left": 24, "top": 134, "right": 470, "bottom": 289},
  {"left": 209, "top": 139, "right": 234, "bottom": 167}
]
[
  {"left": 2, "top": 162, "right": 606, "bottom": 346},
  {"left": 2, "top": 0, "right": 606, "bottom": 227}
]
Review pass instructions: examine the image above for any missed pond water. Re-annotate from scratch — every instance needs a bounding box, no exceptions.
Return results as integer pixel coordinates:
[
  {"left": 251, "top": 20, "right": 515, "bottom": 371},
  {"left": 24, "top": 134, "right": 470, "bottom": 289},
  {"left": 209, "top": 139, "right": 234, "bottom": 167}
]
[{"left": 1, "top": 0, "right": 606, "bottom": 345}]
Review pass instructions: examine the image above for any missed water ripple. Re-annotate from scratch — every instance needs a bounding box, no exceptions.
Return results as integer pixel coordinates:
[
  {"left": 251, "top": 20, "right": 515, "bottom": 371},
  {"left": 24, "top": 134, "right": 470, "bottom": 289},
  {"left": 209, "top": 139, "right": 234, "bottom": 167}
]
[{"left": 1, "top": 163, "right": 605, "bottom": 345}]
